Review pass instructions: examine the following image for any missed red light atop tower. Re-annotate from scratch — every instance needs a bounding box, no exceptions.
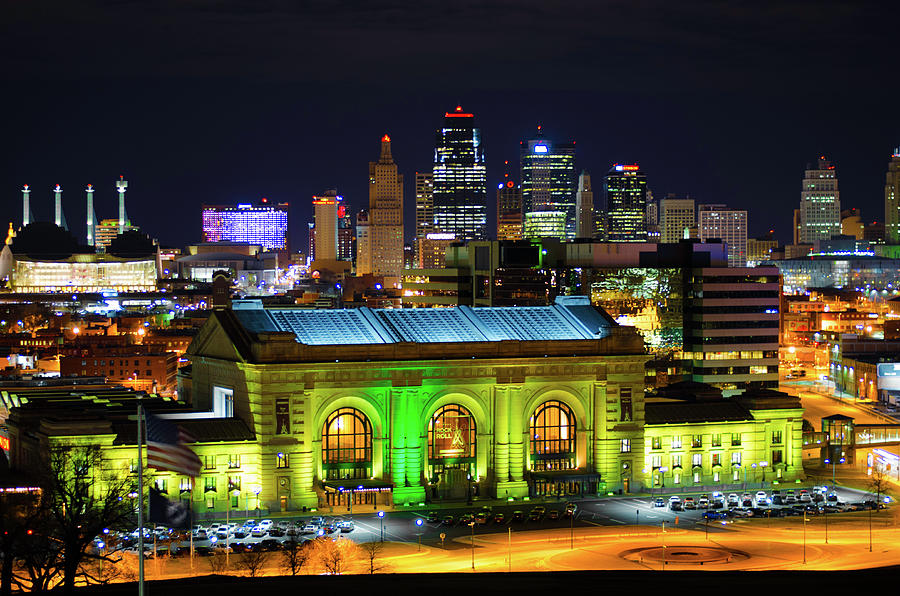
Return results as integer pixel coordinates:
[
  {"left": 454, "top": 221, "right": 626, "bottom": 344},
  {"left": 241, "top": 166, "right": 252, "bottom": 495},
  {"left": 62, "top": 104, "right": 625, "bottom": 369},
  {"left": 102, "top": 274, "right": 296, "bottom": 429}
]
[{"left": 382, "top": 134, "right": 391, "bottom": 142}]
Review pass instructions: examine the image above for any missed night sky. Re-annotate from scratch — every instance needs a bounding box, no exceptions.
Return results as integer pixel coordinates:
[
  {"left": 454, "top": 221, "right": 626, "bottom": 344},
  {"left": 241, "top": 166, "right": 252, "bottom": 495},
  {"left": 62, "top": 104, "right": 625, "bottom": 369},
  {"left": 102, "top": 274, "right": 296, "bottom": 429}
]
[{"left": 3, "top": 0, "right": 898, "bottom": 250}]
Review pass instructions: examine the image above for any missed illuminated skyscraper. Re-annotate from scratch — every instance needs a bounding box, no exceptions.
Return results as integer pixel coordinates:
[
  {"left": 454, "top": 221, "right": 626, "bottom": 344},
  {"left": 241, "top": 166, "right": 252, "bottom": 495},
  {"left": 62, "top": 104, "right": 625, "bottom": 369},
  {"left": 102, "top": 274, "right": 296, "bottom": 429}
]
[
  {"left": 574, "top": 171, "right": 593, "bottom": 239},
  {"left": 659, "top": 196, "right": 696, "bottom": 243},
  {"left": 885, "top": 148, "right": 900, "bottom": 244},
  {"left": 312, "top": 190, "right": 340, "bottom": 262},
  {"left": 432, "top": 106, "right": 487, "bottom": 241},
  {"left": 497, "top": 180, "right": 523, "bottom": 241},
  {"left": 520, "top": 131, "right": 577, "bottom": 237},
  {"left": 337, "top": 198, "right": 354, "bottom": 262},
  {"left": 366, "top": 135, "right": 404, "bottom": 282},
  {"left": 698, "top": 204, "right": 748, "bottom": 267},
  {"left": 604, "top": 164, "right": 648, "bottom": 242},
  {"left": 798, "top": 157, "right": 841, "bottom": 245},
  {"left": 415, "top": 172, "right": 434, "bottom": 240},
  {"left": 202, "top": 201, "right": 289, "bottom": 251}
]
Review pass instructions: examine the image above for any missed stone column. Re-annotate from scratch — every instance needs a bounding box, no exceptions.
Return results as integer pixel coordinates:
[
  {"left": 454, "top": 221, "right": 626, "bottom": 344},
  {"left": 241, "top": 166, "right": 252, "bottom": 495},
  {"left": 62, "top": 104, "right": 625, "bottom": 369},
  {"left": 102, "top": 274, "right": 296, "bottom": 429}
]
[
  {"left": 493, "top": 385, "right": 510, "bottom": 488},
  {"left": 389, "top": 389, "right": 406, "bottom": 489},
  {"left": 593, "top": 381, "right": 607, "bottom": 477},
  {"left": 508, "top": 386, "right": 524, "bottom": 482}
]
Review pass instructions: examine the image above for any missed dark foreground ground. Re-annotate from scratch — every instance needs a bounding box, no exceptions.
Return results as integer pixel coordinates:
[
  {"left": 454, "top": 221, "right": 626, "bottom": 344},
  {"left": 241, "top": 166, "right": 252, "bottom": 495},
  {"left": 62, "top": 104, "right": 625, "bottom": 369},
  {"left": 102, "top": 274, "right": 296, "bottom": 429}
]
[{"left": 79, "top": 568, "right": 900, "bottom": 596}]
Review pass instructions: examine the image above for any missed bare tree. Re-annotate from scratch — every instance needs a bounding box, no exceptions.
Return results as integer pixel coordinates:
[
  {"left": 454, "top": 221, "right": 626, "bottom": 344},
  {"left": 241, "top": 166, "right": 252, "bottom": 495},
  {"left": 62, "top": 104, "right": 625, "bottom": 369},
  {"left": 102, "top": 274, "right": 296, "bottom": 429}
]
[
  {"left": 359, "top": 540, "right": 390, "bottom": 574},
  {"left": 238, "top": 547, "right": 272, "bottom": 578},
  {"left": 280, "top": 538, "right": 311, "bottom": 576},
  {"left": 39, "top": 444, "right": 138, "bottom": 595},
  {"left": 868, "top": 467, "right": 890, "bottom": 510},
  {"left": 206, "top": 551, "right": 228, "bottom": 574},
  {"left": 311, "top": 537, "right": 359, "bottom": 575}
]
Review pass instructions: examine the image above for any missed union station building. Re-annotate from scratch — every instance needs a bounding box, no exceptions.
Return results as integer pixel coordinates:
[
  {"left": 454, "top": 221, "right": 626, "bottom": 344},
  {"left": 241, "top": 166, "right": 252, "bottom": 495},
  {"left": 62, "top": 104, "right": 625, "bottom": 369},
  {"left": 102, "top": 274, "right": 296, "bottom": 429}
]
[{"left": 3, "top": 297, "right": 805, "bottom": 513}]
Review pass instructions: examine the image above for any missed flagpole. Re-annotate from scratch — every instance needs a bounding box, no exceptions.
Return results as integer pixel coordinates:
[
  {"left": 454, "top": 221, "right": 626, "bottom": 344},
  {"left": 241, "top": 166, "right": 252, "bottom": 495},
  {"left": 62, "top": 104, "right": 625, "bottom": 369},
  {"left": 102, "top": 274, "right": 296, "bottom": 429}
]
[{"left": 137, "top": 403, "right": 145, "bottom": 596}]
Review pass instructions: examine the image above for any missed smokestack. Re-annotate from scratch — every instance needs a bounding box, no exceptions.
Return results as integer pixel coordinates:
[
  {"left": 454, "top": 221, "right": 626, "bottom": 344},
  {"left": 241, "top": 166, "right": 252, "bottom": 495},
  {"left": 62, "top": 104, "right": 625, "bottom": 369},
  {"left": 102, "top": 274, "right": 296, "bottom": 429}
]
[
  {"left": 54, "top": 184, "right": 68, "bottom": 230},
  {"left": 86, "top": 184, "right": 96, "bottom": 246},
  {"left": 116, "top": 176, "right": 128, "bottom": 234},
  {"left": 22, "top": 185, "right": 31, "bottom": 227}
]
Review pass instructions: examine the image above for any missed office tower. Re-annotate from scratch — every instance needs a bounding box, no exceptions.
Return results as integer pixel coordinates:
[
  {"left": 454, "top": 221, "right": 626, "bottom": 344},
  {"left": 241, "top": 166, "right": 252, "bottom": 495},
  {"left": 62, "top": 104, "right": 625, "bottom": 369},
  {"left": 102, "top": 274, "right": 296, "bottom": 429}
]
[
  {"left": 202, "top": 200, "right": 290, "bottom": 251},
  {"left": 645, "top": 190, "right": 659, "bottom": 242},
  {"left": 524, "top": 211, "right": 566, "bottom": 239},
  {"left": 415, "top": 172, "right": 434, "bottom": 240},
  {"left": 497, "top": 179, "right": 524, "bottom": 241},
  {"left": 312, "top": 190, "right": 340, "bottom": 262},
  {"left": 798, "top": 156, "right": 841, "bottom": 244},
  {"left": 85, "top": 184, "right": 97, "bottom": 247},
  {"left": 605, "top": 164, "right": 648, "bottom": 242},
  {"left": 659, "top": 195, "right": 696, "bottom": 243},
  {"left": 574, "top": 171, "right": 594, "bottom": 239},
  {"left": 520, "top": 130, "right": 577, "bottom": 237},
  {"left": 337, "top": 198, "right": 354, "bottom": 262},
  {"left": 21, "top": 185, "right": 32, "bottom": 227},
  {"left": 366, "top": 135, "right": 404, "bottom": 281},
  {"left": 355, "top": 210, "right": 371, "bottom": 275},
  {"left": 594, "top": 209, "right": 607, "bottom": 240},
  {"left": 885, "top": 148, "right": 900, "bottom": 244},
  {"left": 698, "top": 204, "right": 749, "bottom": 267},
  {"left": 53, "top": 184, "right": 68, "bottom": 230},
  {"left": 840, "top": 208, "right": 865, "bottom": 240},
  {"left": 432, "top": 105, "right": 487, "bottom": 241},
  {"left": 116, "top": 176, "right": 128, "bottom": 234}
]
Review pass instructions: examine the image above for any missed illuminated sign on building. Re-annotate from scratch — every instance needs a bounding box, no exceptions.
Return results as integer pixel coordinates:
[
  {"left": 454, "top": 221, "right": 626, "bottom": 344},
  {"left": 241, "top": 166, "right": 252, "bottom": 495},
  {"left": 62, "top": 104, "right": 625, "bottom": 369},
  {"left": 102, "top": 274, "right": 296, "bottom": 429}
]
[
  {"left": 533, "top": 144, "right": 548, "bottom": 153},
  {"left": 432, "top": 414, "right": 472, "bottom": 457}
]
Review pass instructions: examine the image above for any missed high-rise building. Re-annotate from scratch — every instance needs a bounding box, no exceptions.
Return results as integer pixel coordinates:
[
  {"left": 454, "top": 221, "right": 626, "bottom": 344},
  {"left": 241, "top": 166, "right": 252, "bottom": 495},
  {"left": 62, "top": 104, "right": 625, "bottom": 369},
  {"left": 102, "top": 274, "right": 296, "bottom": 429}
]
[
  {"left": 202, "top": 201, "right": 289, "bottom": 251},
  {"left": 798, "top": 157, "right": 841, "bottom": 245},
  {"left": 884, "top": 148, "right": 900, "bottom": 244},
  {"left": 366, "top": 135, "right": 404, "bottom": 282},
  {"left": 659, "top": 196, "right": 696, "bottom": 243},
  {"left": 312, "top": 190, "right": 340, "bottom": 262},
  {"left": 698, "top": 204, "right": 748, "bottom": 267},
  {"left": 605, "top": 164, "right": 648, "bottom": 242},
  {"left": 355, "top": 210, "right": 371, "bottom": 275},
  {"left": 337, "top": 198, "right": 354, "bottom": 262},
  {"left": 95, "top": 218, "right": 139, "bottom": 252},
  {"left": 575, "top": 171, "right": 594, "bottom": 239},
  {"left": 415, "top": 172, "right": 434, "bottom": 240},
  {"left": 497, "top": 180, "right": 523, "bottom": 241},
  {"left": 524, "top": 211, "right": 566, "bottom": 240},
  {"left": 432, "top": 106, "right": 487, "bottom": 241},
  {"left": 520, "top": 131, "right": 577, "bottom": 237}
]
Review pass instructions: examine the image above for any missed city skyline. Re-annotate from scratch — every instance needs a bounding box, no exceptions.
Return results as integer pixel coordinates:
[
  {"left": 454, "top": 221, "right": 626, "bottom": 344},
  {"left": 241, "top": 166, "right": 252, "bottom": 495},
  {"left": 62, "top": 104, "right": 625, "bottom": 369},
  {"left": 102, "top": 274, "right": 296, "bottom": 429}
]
[{"left": 3, "top": 1, "right": 899, "bottom": 251}]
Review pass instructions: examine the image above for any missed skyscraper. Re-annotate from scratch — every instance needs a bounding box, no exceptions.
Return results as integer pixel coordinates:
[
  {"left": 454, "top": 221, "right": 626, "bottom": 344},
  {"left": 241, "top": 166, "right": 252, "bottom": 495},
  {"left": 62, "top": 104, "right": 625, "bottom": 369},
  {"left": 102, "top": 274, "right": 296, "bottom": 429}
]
[
  {"left": 698, "top": 204, "right": 748, "bottom": 267},
  {"left": 312, "top": 190, "right": 340, "bottom": 262},
  {"left": 497, "top": 180, "right": 524, "bottom": 241},
  {"left": 520, "top": 131, "right": 577, "bottom": 237},
  {"left": 574, "top": 171, "right": 594, "bottom": 239},
  {"left": 798, "top": 157, "right": 841, "bottom": 245},
  {"left": 337, "top": 198, "right": 354, "bottom": 262},
  {"left": 604, "top": 164, "right": 648, "bottom": 242},
  {"left": 202, "top": 201, "right": 289, "bottom": 251},
  {"left": 415, "top": 172, "right": 434, "bottom": 241},
  {"left": 366, "top": 134, "right": 404, "bottom": 282},
  {"left": 432, "top": 106, "right": 487, "bottom": 241},
  {"left": 885, "top": 148, "right": 900, "bottom": 244},
  {"left": 659, "top": 195, "right": 696, "bottom": 243}
]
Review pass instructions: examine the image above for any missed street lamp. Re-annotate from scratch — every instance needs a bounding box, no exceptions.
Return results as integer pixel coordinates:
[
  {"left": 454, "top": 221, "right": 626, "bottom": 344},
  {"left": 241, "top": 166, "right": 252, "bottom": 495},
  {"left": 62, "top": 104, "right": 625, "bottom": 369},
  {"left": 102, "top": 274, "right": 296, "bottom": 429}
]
[
  {"left": 469, "top": 521, "right": 476, "bottom": 570},
  {"left": 254, "top": 488, "right": 260, "bottom": 517},
  {"left": 760, "top": 461, "right": 769, "bottom": 485},
  {"left": 415, "top": 518, "right": 424, "bottom": 551},
  {"left": 377, "top": 510, "right": 385, "bottom": 542}
]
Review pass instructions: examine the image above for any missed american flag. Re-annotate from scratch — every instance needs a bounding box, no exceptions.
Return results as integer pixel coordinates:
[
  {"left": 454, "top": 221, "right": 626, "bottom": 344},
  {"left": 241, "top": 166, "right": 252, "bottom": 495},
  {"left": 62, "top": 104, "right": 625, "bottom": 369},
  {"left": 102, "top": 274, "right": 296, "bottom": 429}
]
[{"left": 145, "top": 413, "right": 202, "bottom": 477}]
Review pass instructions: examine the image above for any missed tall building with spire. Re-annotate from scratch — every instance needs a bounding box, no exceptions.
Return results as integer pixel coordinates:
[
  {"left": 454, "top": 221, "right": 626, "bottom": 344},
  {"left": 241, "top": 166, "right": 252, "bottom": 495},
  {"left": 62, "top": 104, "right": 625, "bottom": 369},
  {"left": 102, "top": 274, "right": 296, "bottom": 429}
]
[
  {"left": 798, "top": 156, "right": 841, "bottom": 245},
  {"left": 575, "top": 171, "right": 594, "bottom": 239},
  {"left": 605, "top": 164, "right": 648, "bottom": 242},
  {"left": 366, "top": 134, "right": 404, "bottom": 283},
  {"left": 432, "top": 106, "right": 487, "bottom": 241},
  {"left": 520, "top": 130, "right": 577, "bottom": 238},
  {"left": 885, "top": 148, "right": 900, "bottom": 244}
]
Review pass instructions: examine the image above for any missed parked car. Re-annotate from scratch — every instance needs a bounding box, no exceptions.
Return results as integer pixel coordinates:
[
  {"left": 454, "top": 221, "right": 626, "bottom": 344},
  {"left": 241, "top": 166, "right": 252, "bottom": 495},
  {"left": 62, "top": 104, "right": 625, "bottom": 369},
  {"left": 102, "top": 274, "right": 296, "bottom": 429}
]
[
  {"left": 426, "top": 511, "right": 440, "bottom": 523},
  {"left": 727, "top": 493, "right": 740, "bottom": 507},
  {"left": 698, "top": 495, "right": 709, "bottom": 509},
  {"left": 547, "top": 509, "right": 561, "bottom": 520},
  {"left": 683, "top": 497, "right": 696, "bottom": 510},
  {"left": 511, "top": 511, "right": 525, "bottom": 522},
  {"left": 337, "top": 521, "right": 354, "bottom": 533},
  {"left": 654, "top": 497, "right": 666, "bottom": 507}
]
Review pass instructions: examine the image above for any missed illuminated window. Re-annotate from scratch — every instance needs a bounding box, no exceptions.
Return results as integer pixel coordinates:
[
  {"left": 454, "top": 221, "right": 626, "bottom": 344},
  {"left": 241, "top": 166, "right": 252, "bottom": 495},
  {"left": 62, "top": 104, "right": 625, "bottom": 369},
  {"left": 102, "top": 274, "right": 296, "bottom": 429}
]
[
  {"left": 323, "top": 407, "right": 372, "bottom": 480},
  {"left": 731, "top": 433, "right": 742, "bottom": 447},
  {"left": 529, "top": 400, "right": 576, "bottom": 471},
  {"left": 712, "top": 453, "right": 721, "bottom": 466},
  {"left": 276, "top": 452, "right": 289, "bottom": 469},
  {"left": 204, "top": 455, "right": 216, "bottom": 470},
  {"left": 711, "top": 434, "right": 722, "bottom": 447},
  {"left": 692, "top": 435, "right": 702, "bottom": 448},
  {"left": 203, "top": 477, "right": 216, "bottom": 493},
  {"left": 154, "top": 478, "right": 168, "bottom": 494},
  {"left": 228, "top": 455, "right": 240, "bottom": 469},
  {"left": 427, "top": 404, "right": 476, "bottom": 481},
  {"left": 772, "top": 430, "right": 782, "bottom": 444},
  {"left": 672, "top": 436, "right": 682, "bottom": 449},
  {"left": 621, "top": 439, "right": 631, "bottom": 453},
  {"left": 227, "top": 476, "right": 241, "bottom": 493},
  {"left": 732, "top": 452, "right": 742, "bottom": 465},
  {"left": 651, "top": 436, "right": 661, "bottom": 450},
  {"left": 692, "top": 453, "right": 702, "bottom": 467}
]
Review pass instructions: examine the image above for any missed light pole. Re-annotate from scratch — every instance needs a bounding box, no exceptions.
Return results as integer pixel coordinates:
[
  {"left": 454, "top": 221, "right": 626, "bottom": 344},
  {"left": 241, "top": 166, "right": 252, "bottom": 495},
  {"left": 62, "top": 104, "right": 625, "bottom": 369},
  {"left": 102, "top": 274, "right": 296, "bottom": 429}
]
[
  {"left": 635, "top": 509, "right": 639, "bottom": 529},
  {"left": 507, "top": 527, "right": 512, "bottom": 573},
  {"left": 377, "top": 510, "right": 385, "bottom": 542},
  {"left": 570, "top": 507, "right": 574, "bottom": 550},
  {"left": 469, "top": 521, "right": 476, "bottom": 570},
  {"left": 415, "top": 518, "right": 424, "bottom": 551},
  {"left": 254, "top": 489, "right": 260, "bottom": 518},
  {"left": 802, "top": 510, "right": 807, "bottom": 564},
  {"left": 760, "top": 461, "right": 768, "bottom": 485}
]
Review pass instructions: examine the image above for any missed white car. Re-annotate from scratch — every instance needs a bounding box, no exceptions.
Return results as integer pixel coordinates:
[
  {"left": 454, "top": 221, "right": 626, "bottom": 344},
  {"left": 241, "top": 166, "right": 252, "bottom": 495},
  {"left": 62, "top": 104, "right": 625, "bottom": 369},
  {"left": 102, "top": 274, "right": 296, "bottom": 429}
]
[
  {"left": 250, "top": 526, "right": 267, "bottom": 537},
  {"left": 727, "top": 493, "right": 740, "bottom": 506},
  {"left": 260, "top": 519, "right": 273, "bottom": 530},
  {"left": 755, "top": 491, "right": 769, "bottom": 505}
]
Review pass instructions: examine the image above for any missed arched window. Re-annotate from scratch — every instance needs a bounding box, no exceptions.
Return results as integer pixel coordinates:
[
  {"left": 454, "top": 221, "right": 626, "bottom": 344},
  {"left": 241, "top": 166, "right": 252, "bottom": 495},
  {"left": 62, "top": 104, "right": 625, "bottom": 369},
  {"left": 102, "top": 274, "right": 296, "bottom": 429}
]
[
  {"left": 529, "top": 400, "right": 576, "bottom": 471},
  {"left": 427, "top": 404, "right": 476, "bottom": 481},
  {"left": 322, "top": 407, "right": 372, "bottom": 480}
]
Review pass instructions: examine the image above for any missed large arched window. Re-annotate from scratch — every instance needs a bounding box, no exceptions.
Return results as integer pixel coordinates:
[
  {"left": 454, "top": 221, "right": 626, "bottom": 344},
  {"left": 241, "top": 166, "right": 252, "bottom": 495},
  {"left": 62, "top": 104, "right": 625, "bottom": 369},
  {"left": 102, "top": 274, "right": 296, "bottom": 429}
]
[
  {"left": 427, "top": 404, "right": 477, "bottom": 486},
  {"left": 529, "top": 400, "right": 576, "bottom": 471},
  {"left": 322, "top": 407, "right": 372, "bottom": 480}
]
